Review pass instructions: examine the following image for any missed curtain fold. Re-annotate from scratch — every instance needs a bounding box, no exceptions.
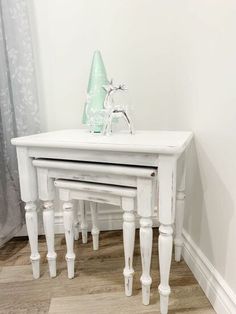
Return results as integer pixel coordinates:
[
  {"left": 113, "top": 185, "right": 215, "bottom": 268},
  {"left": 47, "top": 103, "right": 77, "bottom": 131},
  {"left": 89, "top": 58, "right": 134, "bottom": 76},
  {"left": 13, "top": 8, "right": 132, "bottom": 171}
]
[{"left": 0, "top": 0, "right": 40, "bottom": 246}]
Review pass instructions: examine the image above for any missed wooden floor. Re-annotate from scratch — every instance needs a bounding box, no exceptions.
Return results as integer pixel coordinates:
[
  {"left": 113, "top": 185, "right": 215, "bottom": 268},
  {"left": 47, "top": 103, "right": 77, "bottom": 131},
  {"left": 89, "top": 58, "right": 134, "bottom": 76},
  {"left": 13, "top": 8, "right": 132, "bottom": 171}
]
[{"left": 0, "top": 229, "right": 215, "bottom": 314}]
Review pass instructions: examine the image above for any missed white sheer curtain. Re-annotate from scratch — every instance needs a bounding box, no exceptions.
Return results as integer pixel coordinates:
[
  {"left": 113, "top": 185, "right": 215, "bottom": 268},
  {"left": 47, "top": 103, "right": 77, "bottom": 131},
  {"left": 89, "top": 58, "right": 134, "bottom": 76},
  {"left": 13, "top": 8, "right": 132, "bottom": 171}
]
[{"left": 0, "top": 0, "right": 40, "bottom": 246}]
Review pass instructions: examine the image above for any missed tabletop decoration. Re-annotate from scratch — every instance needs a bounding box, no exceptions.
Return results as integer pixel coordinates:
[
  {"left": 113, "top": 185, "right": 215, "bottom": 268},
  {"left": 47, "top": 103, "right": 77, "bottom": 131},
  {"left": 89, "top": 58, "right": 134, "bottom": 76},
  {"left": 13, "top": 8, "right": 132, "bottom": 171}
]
[
  {"left": 82, "top": 50, "right": 108, "bottom": 133},
  {"left": 82, "top": 51, "right": 134, "bottom": 135},
  {"left": 102, "top": 79, "right": 134, "bottom": 135}
]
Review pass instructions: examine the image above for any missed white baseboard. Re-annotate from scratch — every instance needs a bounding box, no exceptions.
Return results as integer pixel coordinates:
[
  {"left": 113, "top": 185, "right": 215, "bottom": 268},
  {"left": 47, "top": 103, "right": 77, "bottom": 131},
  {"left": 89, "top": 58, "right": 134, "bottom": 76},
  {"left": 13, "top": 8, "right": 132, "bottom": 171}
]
[{"left": 182, "top": 230, "right": 236, "bottom": 314}]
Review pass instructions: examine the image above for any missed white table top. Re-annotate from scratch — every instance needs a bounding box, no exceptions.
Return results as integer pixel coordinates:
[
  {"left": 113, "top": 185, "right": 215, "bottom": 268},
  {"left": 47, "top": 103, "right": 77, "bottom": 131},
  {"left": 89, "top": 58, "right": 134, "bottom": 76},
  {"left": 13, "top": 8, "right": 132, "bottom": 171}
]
[{"left": 11, "top": 129, "right": 193, "bottom": 154}]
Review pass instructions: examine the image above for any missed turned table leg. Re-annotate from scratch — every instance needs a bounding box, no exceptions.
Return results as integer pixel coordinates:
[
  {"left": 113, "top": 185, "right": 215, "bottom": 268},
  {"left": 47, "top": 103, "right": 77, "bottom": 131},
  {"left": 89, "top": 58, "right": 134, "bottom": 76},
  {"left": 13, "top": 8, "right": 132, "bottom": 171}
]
[
  {"left": 37, "top": 168, "right": 57, "bottom": 278},
  {"left": 73, "top": 200, "right": 80, "bottom": 241},
  {"left": 174, "top": 155, "right": 186, "bottom": 262},
  {"left": 122, "top": 197, "right": 135, "bottom": 297},
  {"left": 43, "top": 201, "right": 57, "bottom": 277},
  {"left": 90, "top": 202, "right": 100, "bottom": 250},
  {"left": 63, "top": 201, "right": 75, "bottom": 279},
  {"left": 174, "top": 190, "right": 185, "bottom": 262},
  {"left": 158, "top": 155, "right": 177, "bottom": 314},
  {"left": 137, "top": 177, "right": 155, "bottom": 305},
  {"left": 140, "top": 217, "right": 153, "bottom": 305},
  {"left": 80, "top": 200, "right": 88, "bottom": 244},
  {"left": 25, "top": 201, "right": 40, "bottom": 279},
  {"left": 158, "top": 224, "right": 173, "bottom": 313},
  {"left": 16, "top": 147, "right": 39, "bottom": 279}
]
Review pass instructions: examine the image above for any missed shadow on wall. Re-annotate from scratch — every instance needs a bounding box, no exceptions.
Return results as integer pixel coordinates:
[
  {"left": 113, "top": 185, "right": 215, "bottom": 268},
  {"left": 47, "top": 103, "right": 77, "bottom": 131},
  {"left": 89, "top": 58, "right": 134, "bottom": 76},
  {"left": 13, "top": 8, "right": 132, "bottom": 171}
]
[{"left": 183, "top": 138, "right": 234, "bottom": 297}]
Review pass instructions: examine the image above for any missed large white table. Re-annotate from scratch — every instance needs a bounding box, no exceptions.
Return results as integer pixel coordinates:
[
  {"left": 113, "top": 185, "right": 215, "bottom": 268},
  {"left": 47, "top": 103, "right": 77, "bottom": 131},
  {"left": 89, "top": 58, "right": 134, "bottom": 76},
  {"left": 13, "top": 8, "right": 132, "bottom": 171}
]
[{"left": 12, "top": 129, "right": 193, "bottom": 314}]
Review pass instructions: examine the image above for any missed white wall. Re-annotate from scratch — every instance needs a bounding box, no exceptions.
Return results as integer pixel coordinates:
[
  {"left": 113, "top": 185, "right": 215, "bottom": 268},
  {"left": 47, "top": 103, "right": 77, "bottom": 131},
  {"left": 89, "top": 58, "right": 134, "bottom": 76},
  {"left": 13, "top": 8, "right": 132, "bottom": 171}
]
[
  {"left": 31, "top": 0, "right": 183, "bottom": 132},
  {"left": 30, "top": 0, "right": 236, "bottom": 303},
  {"left": 176, "top": 0, "right": 236, "bottom": 297}
]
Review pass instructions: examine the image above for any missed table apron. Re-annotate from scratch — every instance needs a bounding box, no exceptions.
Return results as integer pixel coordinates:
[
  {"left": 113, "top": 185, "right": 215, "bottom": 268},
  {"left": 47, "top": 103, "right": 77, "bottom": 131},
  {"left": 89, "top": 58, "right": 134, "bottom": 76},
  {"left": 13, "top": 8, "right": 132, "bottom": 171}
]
[{"left": 28, "top": 147, "right": 159, "bottom": 167}]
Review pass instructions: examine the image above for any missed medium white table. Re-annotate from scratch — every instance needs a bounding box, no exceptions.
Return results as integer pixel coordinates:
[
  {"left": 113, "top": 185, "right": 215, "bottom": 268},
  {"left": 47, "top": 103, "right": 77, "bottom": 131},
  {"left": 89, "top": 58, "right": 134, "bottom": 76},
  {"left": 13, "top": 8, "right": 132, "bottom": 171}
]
[{"left": 12, "top": 129, "right": 193, "bottom": 314}]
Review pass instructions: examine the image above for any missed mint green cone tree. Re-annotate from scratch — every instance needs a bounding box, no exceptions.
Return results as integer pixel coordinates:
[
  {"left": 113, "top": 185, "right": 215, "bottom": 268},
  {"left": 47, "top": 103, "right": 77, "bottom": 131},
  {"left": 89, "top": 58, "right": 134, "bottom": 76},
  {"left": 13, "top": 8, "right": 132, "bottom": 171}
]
[{"left": 82, "top": 50, "right": 108, "bottom": 133}]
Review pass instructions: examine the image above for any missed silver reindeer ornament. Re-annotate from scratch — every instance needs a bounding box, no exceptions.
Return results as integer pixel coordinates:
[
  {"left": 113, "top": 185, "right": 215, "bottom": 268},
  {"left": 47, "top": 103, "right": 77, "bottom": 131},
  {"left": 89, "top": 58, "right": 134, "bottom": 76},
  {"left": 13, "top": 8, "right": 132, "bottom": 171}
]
[{"left": 102, "top": 79, "right": 134, "bottom": 135}]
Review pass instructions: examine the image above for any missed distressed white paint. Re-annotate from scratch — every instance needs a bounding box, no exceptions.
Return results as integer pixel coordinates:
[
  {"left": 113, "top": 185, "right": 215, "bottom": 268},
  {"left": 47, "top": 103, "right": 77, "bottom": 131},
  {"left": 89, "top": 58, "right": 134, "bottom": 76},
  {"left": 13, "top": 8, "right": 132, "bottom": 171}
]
[
  {"left": 174, "top": 154, "right": 186, "bottom": 262},
  {"left": 30, "top": 147, "right": 159, "bottom": 167},
  {"left": 62, "top": 201, "right": 75, "bottom": 279},
  {"left": 55, "top": 180, "right": 137, "bottom": 203},
  {"left": 56, "top": 179, "right": 137, "bottom": 296},
  {"left": 140, "top": 217, "right": 153, "bottom": 306},
  {"left": 80, "top": 200, "right": 88, "bottom": 244},
  {"left": 158, "top": 155, "right": 177, "bottom": 313},
  {"left": 16, "top": 147, "right": 39, "bottom": 278},
  {"left": 12, "top": 129, "right": 192, "bottom": 155},
  {"left": 158, "top": 224, "right": 173, "bottom": 314},
  {"left": 90, "top": 202, "right": 100, "bottom": 251},
  {"left": 42, "top": 201, "right": 57, "bottom": 277},
  {"left": 33, "top": 159, "right": 157, "bottom": 178},
  {"left": 16, "top": 147, "right": 38, "bottom": 202},
  {"left": 36, "top": 168, "right": 57, "bottom": 277},
  {"left": 33, "top": 159, "right": 157, "bottom": 189},
  {"left": 12, "top": 130, "right": 191, "bottom": 312},
  {"left": 122, "top": 197, "right": 135, "bottom": 297},
  {"left": 73, "top": 201, "right": 80, "bottom": 241},
  {"left": 25, "top": 202, "right": 40, "bottom": 279}
]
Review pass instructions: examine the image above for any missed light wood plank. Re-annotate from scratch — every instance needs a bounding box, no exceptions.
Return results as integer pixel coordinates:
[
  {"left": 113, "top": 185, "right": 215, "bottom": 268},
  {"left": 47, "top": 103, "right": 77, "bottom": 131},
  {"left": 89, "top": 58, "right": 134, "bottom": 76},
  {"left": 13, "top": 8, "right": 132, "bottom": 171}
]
[
  {"left": 0, "top": 231, "right": 215, "bottom": 314},
  {"left": 49, "top": 287, "right": 214, "bottom": 314}
]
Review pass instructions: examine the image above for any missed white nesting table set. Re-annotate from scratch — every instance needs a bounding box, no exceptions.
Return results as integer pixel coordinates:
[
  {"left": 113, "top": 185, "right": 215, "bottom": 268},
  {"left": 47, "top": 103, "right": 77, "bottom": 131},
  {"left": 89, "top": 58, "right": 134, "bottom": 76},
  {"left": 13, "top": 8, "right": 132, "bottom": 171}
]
[{"left": 12, "top": 129, "right": 192, "bottom": 314}]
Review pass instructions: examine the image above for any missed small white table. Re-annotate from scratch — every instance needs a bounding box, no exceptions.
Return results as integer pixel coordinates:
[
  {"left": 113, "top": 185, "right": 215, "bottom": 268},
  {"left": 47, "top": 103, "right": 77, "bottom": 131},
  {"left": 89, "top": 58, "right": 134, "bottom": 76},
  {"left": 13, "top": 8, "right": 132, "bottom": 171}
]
[{"left": 12, "top": 129, "right": 193, "bottom": 314}]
